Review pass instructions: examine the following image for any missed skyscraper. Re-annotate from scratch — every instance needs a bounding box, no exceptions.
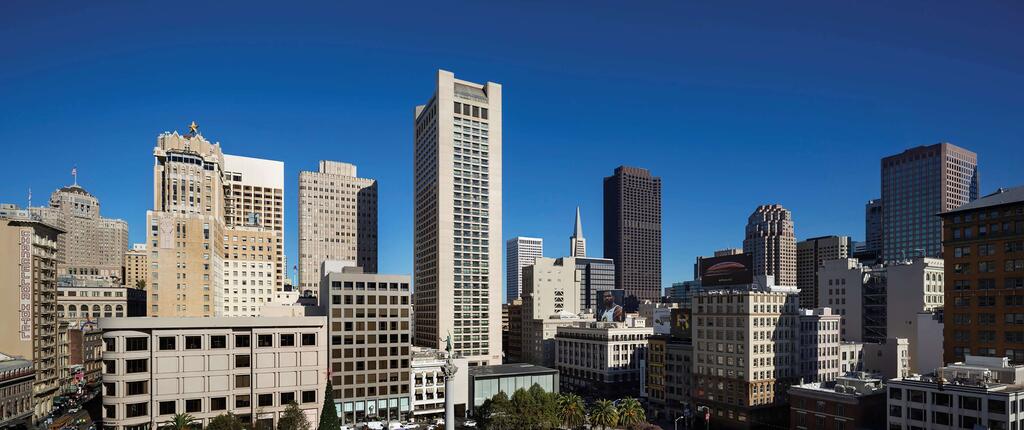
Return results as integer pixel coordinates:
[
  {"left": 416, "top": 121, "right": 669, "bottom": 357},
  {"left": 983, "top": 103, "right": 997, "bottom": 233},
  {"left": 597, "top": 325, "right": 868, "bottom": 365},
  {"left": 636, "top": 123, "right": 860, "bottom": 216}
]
[
  {"left": 570, "top": 206, "right": 586, "bottom": 257},
  {"left": 881, "top": 142, "right": 978, "bottom": 262},
  {"left": 505, "top": 237, "right": 543, "bottom": 303},
  {"left": 604, "top": 166, "right": 662, "bottom": 307},
  {"left": 31, "top": 179, "right": 128, "bottom": 284},
  {"left": 743, "top": 204, "right": 797, "bottom": 287},
  {"left": 413, "top": 70, "right": 502, "bottom": 366},
  {"left": 865, "top": 199, "right": 883, "bottom": 256},
  {"left": 146, "top": 126, "right": 226, "bottom": 317},
  {"left": 298, "top": 161, "right": 378, "bottom": 293},
  {"left": 223, "top": 154, "right": 285, "bottom": 291},
  {"left": 796, "top": 235, "right": 851, "bottom": 308}
]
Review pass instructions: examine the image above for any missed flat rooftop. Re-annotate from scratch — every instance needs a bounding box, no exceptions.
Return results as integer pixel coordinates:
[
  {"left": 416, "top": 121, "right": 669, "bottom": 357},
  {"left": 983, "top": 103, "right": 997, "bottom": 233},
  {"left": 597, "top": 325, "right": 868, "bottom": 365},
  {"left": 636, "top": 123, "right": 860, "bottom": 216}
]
[
  {"left": 468, "top": 363, "right": 558, "bottom": 378},
  {"left": 99, "top": 316, "right": 327, "bottom": 330}
]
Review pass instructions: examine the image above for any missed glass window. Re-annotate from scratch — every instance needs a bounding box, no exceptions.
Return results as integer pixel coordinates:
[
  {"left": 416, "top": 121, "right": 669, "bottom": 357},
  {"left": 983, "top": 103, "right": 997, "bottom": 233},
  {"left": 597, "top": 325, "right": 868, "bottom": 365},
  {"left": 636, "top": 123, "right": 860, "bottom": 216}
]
[
  {"left": 185, "top": 336, "right": 202, "bottom": 350},
  {"left": 159, "top": 336, "right": 176, "bottom": 350}
]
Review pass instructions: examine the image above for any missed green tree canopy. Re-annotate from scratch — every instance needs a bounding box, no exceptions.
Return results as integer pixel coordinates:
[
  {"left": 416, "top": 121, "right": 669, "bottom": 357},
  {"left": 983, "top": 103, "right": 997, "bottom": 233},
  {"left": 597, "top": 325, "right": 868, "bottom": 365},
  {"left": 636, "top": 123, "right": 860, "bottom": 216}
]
[
  {"left": 278, "top": 401, "right": 311, "bottom": 430},
  {"left": 589, "top": 399, "right": 619, "bottom": 430},
  {"left": 319, "top": 380, "right": 340, "bottom": 430},
  {"left": 206, "top": 413, "right": 244, "bottom": 430},
  {"left": 557, "top": 393, "right": 587, "bottom": 430},
  {"left": 617, "top": 397, "right": 646, "bottom": 429}
]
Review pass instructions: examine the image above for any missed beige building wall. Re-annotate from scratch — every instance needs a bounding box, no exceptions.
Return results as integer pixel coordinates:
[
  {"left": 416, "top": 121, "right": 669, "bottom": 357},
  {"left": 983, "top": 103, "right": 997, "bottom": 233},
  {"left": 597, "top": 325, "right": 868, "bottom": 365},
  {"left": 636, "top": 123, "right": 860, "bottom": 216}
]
[
  {"left": 0, "top": 218, "right": 62, "bottom": 423},
  {"left": 298, "top": 161, "right": 377, "bottom": 293},
  {"left": 31, "top": 184, "right": 129, "bottom": 282},
  {"left": 222, "top": 227, "right": 277, "bottom": 317},
  {"left": 796, "top": 235, "right": 851, "bottom": 308},
  {"left": 223, "top": 154, "right": 285, "bottom": 291},
  {"left": 99, "top": 317, "right": 327, "bottom": 430},
  {"left": 147, "top": 129, "right": 226, "bottom": 317},
  {"left": 413, "top": 70, "right": 502, "bottom": 366},
  {"left": 123, "top": 243, "right": 148, "bottom": 290}
]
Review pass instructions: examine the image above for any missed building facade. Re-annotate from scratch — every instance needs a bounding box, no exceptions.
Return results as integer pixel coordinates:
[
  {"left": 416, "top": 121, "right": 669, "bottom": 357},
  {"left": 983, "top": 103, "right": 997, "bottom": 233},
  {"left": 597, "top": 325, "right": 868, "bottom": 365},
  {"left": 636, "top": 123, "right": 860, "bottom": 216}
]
[
  {"left": 298, "top": 161, "right": 378, "bottom": 293},
  {"left": 796, "top": 236, "right": 851, "bottom": 309},
  {"left": 744, "top": 204, "right": 797, "bottom": 287},
  {"left": 321, "top": 267, "right": 412, "bottom": 424},
  {"left": 413, "top": 70, "right": 503, "bottom": 366},
  {"left": 505, "top": 237, "right": 542, "bottom": 303},
  {"left": 223, "top": 154, "right": 285, "bottom": 293},
  {"left": 865, "top": 199, "right": 883, "bottom": 257},
  {"left": 521, "top": 257, "right": 588, "bottom": 367},
  {"left": 881, "top": 142, "right": 978, "bottom": 262},
  {"left": 99, "top": 317, "right": 327, "bottom": 430},
  {"left": 555, "top": 317, "right": 652, "bottom": 399},
  {"left": 123, "top": 244, "right": 148, "bottom": 290},
  {"left": 467, "top": 364, "right": 558, "bottom": 414},
  {"left": 570, "top": 206, "right": 586, "bottom": 258},
  {"left": 797, "top": 308, "right": 841, "bottom": 384},
  {"left": 0, "top": 216, "right": 61, "bottom": 423},
  {"left": 604, "top": 166, "right": 662, "bottom": 308},
  {"left": 575, "top": 257, "right": 616, "bottom": 314},
  {"left": 221, "top": 227, "right": 277, "bottom": 317},
  {"left": 788, "top": 373, "right": 887, "bottom": 430},
  {"left": 57, "top": 284, "right": 146, "bottom": 325},
  {"left": 941, "top": 186, "right": 1024, "bottom": 364},
  {"left": 0, "top": 354, "right": 34, "bottom": 429}
]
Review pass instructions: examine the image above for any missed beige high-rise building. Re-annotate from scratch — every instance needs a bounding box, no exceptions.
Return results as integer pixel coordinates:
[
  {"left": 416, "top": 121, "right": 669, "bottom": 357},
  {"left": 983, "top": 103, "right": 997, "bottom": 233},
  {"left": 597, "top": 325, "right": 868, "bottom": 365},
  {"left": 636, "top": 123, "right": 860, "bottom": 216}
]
[
  {"left": 520, "top": 257, "right": 591, "bottom": 367},
  {"left": 123, "top": 243, "right": 148, "bottom": 289},
  {"left": 0, "top": 214, "right": 62, "bottom": 423},
  {"left": 31, "top": 181, "right": 128, "bottom": 283},
  {"left": 298, "top": 161, "right": 377, "bottom": 293},
  {"left": 146, "top": 126, "right": 226, "bottom": 317},
  {"left": 796, "top": 235, "right": 851, "bottom": 308},
  {"left": 413, "top": 70, "right": 503, "bottom": 366},
  {"left": 223, "top": 154, "right": 285, "bottom": 290},
  {"left": 221, "top": 227, "right": 277, "bottom": 317},
  {"left": 743, "top": 204, "right": 797, "bottom": 287}
]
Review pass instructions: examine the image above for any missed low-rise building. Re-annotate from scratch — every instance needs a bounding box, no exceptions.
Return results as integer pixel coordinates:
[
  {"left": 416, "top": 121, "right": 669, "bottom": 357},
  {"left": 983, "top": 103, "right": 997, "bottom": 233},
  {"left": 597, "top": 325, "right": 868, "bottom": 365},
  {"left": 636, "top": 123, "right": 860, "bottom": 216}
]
[
  {"left": 798, "top": 308, "right": 841, "bottom": 383},
  {"left": 57, "top": 283, "right": 146, "bottom": 326},
  {"left": 839, "top": 339, "right": 911, "bottom": 380},
  {"left": 0, "top": 353, "right": 34, "bottom": 429},
  {"left": 646, "top": 335, "right": 694, "bottom": 421},
  {"left": 467, "top": 363, "right": 559, "bottom": 414},
  {"left": 555, "top": 316, "right": 652, "bottom": 399},
  {"left": 99, "top": 317, "right": 327, "bottom": 430},
  {"left": 409, "top": 347, "right": 468, "bottom": 419},
  {"left": 887, "top": 355, "right": 1024, "bottom": 430},
  {"left": 788, "top": 372, "right": 886, "bottom": 430}
]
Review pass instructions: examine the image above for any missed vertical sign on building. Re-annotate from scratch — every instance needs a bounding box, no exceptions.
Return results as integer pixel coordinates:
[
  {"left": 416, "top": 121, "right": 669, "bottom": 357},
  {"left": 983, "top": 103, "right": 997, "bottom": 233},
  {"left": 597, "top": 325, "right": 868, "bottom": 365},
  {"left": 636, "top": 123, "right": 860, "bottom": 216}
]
[{"left": 20, "top": 230, "right": 33, "bottom": 341}]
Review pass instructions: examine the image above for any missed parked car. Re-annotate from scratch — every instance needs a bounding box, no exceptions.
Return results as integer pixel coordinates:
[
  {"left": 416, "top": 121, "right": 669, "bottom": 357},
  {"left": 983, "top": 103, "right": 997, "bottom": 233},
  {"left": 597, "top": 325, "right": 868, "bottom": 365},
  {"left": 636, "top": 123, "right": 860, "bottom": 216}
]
[
  {"left": 463, "top": 419, "right": 477, "bottom": 428},
  {"left": 366, "top": 421, "right": 385, "bottom": 430}
]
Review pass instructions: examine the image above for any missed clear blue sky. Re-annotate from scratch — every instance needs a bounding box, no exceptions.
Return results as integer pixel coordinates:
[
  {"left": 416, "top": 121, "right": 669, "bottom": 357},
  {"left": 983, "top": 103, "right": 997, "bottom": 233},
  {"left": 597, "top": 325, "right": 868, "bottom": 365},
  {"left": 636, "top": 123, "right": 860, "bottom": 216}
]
[{"left": 2, "top": 2, "right": 1022, "bottom": 298}]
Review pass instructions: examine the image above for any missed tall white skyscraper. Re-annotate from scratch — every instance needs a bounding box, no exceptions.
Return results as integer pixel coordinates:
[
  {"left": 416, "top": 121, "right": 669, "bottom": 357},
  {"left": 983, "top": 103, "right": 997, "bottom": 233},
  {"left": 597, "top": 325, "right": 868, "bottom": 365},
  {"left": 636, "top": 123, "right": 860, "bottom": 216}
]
[
  {"left": 413, "top": 70, "right": 503, "bottom": 366},
  {"left": 506, "top": 237, "right": 543, "bottom": 303},
  {"left": 569, "top": 206, "right": 586, "bottom": 258}
]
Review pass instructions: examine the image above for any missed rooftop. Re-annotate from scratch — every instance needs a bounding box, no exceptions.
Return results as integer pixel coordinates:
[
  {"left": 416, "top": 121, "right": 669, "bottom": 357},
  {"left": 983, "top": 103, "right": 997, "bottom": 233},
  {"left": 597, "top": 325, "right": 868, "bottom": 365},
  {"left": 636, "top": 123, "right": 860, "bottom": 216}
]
[
  {"left": 943, "top": 185, "right": 1024, "bottom": 215},
  {"left": 99, "top": 316, "right": 327, "bottom": 330},
  {"left": 468, "top": 363, "right": 558, "bottom": 378}
]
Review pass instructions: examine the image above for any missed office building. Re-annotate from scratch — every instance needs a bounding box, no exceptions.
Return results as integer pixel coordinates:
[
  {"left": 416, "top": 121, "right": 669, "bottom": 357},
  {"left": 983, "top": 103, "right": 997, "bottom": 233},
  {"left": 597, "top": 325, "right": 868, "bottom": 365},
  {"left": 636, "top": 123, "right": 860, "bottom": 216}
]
[
  {"left": 504, "top": 299, "right": 523, "bottom": 363},
  {"left": 569, "top": 206, "right": 586, "bottom": 257},
  {"left": 68, "top": 325, "right": 104, "bottom": 395},
  {"left": 321, "top": 267, "right": 411, "bottom": 424},
  {"left": 146, "top": 126, "right": 227, "bottom": 317},
  {"left": 865, "top": 199, "right": 883, "bottom": 256},
  {"left": 298, "top": 161, "right": 378, "bottom": 293},
  {"left": 574, "top": 256, "right": 616, "bottom": 313},
  {"left": 31, "top": 181, "right": 129, "bottom": 283},
  {"left": 881, "top": 142, "right": 978, "bottom": 262},
  {"left": 123, "top": 244, "right": 148, "bottom": 290},
  {"left": 221, "top": 226, "right": 278, "bottom": 317},
  {"left": 0, "top": 215, "right": 61, "bottom": 423},
  {"left": 505, "top": 237, "right": 542, "bottom": 303},
  {"left": 57, "top": 283, "right": 146, "bottom": 325},
  {"left": 887, "top": 355, "right": 1024, "bottom": 430},
  {"left": 797, "top": 308, "right": 841, "bottom": 384},
  {"left": 410, "top": 347, "right": 469, "bottom": 420},
  {"left": 692, "top": 282, "right": 801, "bottom": 429},
  {"left": 0, "top": 353, "right": 34, "bottom": 429},
  {"left": 604, "top": 166, "right": 662, "bottom": 308},
  {"left": 941, "top": 185, "right": 1024, "bottom": 364},
  {"left": 223, "top": 154, "right": 285, "bottom": 293},
  {"left": 788, "top": 373, "right": 887, "bottom": 430},
  {"left": 796, "top": 235, "right": 851, "bottom": 308},
  {"left": 520, "top": 257, "right": 590, "bottom": 367},
  {"left": 555, "top": 317, "right": 652, "bottom": 399},
  {"left": 744, "top": 204, "right": 797, "bottom": 287},
  {"left": 413, "top": 70, "right": 503, "bottom": 366},
  {"left": 98, "top": 317, "right": 327, "bottom": 430},
  {"left": 467, "top": 364, "right": 558, "bottom": 414},
  {"left": 646, "top": 336, "right": 693, "bottom": 421}
]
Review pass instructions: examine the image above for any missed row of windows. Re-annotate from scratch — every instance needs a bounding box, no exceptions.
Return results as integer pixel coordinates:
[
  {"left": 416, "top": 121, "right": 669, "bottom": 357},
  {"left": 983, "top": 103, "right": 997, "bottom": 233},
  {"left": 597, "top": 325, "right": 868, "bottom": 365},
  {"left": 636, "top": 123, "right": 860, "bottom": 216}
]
[{"left": 105, "top": 333, "right": 317, "bottom": 352}]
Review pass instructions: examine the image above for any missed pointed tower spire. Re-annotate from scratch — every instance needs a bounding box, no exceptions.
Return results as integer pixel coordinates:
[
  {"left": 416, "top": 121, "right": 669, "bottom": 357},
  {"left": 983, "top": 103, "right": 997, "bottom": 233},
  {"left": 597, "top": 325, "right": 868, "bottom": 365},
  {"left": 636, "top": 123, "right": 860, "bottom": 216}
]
[{"left": 570, "top": 206, "right": 587, "bottom": 258}]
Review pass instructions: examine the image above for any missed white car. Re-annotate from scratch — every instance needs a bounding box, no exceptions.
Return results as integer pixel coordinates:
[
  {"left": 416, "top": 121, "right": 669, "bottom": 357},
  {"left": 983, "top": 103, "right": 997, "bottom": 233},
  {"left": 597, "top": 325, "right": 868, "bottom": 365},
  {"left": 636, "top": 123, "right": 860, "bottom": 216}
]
[
  {"left": 366, "top": 422, "right": 385, "bottom": 430},
  {"left": 463, "top": 419, "right": 477, "bottom": 428}
]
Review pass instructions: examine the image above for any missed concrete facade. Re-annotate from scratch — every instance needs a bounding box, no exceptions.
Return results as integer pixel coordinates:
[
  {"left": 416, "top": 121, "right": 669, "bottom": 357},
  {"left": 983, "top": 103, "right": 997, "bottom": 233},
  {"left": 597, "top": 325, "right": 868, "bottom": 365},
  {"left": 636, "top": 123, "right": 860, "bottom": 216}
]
[
  {"left": 604, "top": 166, "right": 662, "bottom": 308},
  {"left": 0, "top": 354, "right": 34, "bottom": 428},
  {"left": 221, "top": 227, "right": 277, "bottom": 317},
  {"left": 788, "top": 373, "right": 887, "bottom": 430},
  {"left": 223, "top": 154, "right": 286, "bottom": 293},
  {"left": 796, "top": 235, "right": 851, "bottom": 309},
  {"left": 504, "top": 237, "right": 542, "bottom": 303},
  {"left": 555, "top": 317, "right": 652, "bottom": 399},
  {"left": 123, "top": 243, "right": 148, "bottom": 290},
  {"left": 744, "top": 204, "right": 797, "bottom": 287},
  {"left": 57, "top": 284, "right": 146, "bottom": 325}
]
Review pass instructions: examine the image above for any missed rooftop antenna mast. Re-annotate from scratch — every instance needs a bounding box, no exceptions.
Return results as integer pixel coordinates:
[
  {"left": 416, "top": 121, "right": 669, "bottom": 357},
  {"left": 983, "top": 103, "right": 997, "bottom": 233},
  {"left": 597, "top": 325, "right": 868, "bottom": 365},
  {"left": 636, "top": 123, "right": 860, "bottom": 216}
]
[{"left": 72, "top": 166, "right": 78, "bottom": 186}]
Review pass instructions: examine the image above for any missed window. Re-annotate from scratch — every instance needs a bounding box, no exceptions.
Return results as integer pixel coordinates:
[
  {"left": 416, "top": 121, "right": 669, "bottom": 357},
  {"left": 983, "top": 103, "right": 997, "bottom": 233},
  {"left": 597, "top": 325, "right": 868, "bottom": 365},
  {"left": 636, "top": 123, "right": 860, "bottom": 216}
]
[
  {"left": 185, "top": 336, "right": 202, "bottom": 350},
  {"left": 258, "top": 394, "right": 273, "bottom": 407},
  {"left": 126, "top": 359, "right": 148, "bottom": 373},
  {"left": 185, "top": 399, "right": 201, "bottom": 413},
  {"left": 103, "top": 382, "right": 116, "bottom": 396},
  {"left": 104, "top": 338, "right": 116, "bottom": 352},
  {"left": 235, "top": 334, "right": 250, "bottom": 348},
  {"left": 235, "top": 395, "right": 251, "bottom": 408},
  {"left": 159, "top": 336, "right": 176, "bottom": 351},
  {"left": 960, "top": 395, "right": 981, "bottom": 410},
  {"left": 235, "top": 374, "right": 251, "bottom": 388},
  {"left": 126, "top": 337, "right": 148, "bottom": 351},
  {"left": 159, "top": 401, "right": 175, "bottom": 415},
  {"left": 302, "top": 390, "right": 316, "bottom": 403},
  {"left": 990, "top": 399, "right": 1007, "bottom": 414},
  {"left": 302, "top": 333, "right": 316, "bottom": 346},
  {"left": 281, "top": 392, "right": 296, "bottom": 405},
  {"left": 210, "top": 397, "right": 227, "bottom": 411},
  {"left": 889, "top": 387, "right": 902, "bottom": 400},
  {"left": 127, "top": 381, "right": 147, "bottom": 396},
  {"left": 126, "top": 402, "right": 148, "bottom": 418},
  {"left": 280, "top": 334, "right": 295, "bottom": 347},
  {"left": 257, "top": 334, "right": 273, "bottom": 347},
  {"left": 211, "top": 335, "right": 227, "bottom": 349},
  {"left": 889, "top": 405, "right": 902, "bottom": 417},
  {"left": 908, "top": 390, "right": 925, "bottom": 403},
  {"left": 235, "top": 354, "right": 250, "bottom": 368},
  {"left": 933, "top": 411, "right": 952, "bottom": 426}
]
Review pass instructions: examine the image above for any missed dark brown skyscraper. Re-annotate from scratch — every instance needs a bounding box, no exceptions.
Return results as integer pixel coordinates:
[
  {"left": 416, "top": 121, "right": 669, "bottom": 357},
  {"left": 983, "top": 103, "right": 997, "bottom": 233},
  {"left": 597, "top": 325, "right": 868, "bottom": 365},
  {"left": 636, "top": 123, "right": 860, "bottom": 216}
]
[{"left": 604, "top": 166, "right": 662, "bottom": 308}]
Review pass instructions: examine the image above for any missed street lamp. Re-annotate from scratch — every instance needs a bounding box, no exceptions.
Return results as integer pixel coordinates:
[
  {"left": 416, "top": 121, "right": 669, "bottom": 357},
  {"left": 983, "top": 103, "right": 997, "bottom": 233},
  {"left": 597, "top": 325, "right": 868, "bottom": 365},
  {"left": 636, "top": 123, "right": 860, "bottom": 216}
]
[{"left": 674, "top": 415, "right": 686, "bottom": 430}]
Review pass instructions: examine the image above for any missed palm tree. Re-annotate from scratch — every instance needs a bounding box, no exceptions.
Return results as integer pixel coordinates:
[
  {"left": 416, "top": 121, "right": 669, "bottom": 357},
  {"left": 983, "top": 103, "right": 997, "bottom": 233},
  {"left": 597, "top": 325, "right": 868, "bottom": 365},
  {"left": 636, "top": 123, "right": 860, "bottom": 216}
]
[
  {"left": 135, "top": 279, "right": 146, "bottom": 290},
  {"left": 557, "top": 393, "right": 587, "bottom": 430},
  {"left": 617, "top": 397, "right": 646, "bottom": 429},
  {"left": 589, "top": 399, "right": 619, "bottom": 430},
  {"left": 162, "top": 412, "right": 196, "bottom": 430}
]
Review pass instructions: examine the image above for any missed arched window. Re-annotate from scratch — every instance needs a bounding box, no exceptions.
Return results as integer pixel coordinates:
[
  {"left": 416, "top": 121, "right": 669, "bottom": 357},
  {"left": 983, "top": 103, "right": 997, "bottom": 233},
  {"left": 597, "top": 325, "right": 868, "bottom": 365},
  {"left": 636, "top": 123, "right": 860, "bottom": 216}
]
[
  {"left": 104, "top": 304, "right": 113, "bottom": 318},
  {"left": 115, "top": 305, "right": 124, "bottom": 317},
  {"left": 68, "top": 304, "right": 77, "bottom": 318},
  {"left": 92, "top": 305, "right": 101, "bottom": 319},
  {"left": 57, "top": 305, "right": 65, "bottom": 318}
]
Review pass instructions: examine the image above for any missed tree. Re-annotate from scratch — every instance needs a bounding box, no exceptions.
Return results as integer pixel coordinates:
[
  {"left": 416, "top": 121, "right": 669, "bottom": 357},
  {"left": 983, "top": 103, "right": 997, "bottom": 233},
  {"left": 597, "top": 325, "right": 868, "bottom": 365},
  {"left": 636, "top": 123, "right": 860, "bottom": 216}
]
[
  {"left": 319, "top": 380, "right": 340, "bottom": 430},
  {"left": 206, "top": 413, "right": 244, "bottom": 430},
  {"left": 589, "top": 399, "right": 619, "bottom": 430},
  {"left": 278, "top": 401, "right": 311, "bottom": 430},
  {"left": 617, "top": 398, "right": 647, "bottom": 429},
  {"left": 162, "top": 413, "right": 196, "bottom": 430},
  {"left": 135, "top": 279, "right": 146, "bottom": 290},
  {"left": 557, "top": 393, "right": 587, "bottom": 430},
  {"left": 477, "top": 391, "right": 513, "bottom": 430}
]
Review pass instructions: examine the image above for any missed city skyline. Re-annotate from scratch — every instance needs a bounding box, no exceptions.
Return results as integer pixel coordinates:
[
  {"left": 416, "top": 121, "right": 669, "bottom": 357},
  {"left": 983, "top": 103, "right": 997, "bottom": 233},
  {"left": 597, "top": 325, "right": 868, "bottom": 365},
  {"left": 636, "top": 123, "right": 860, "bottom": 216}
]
[{"left": 2, "top": 3, "right": 1023, "bottom": 297}]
